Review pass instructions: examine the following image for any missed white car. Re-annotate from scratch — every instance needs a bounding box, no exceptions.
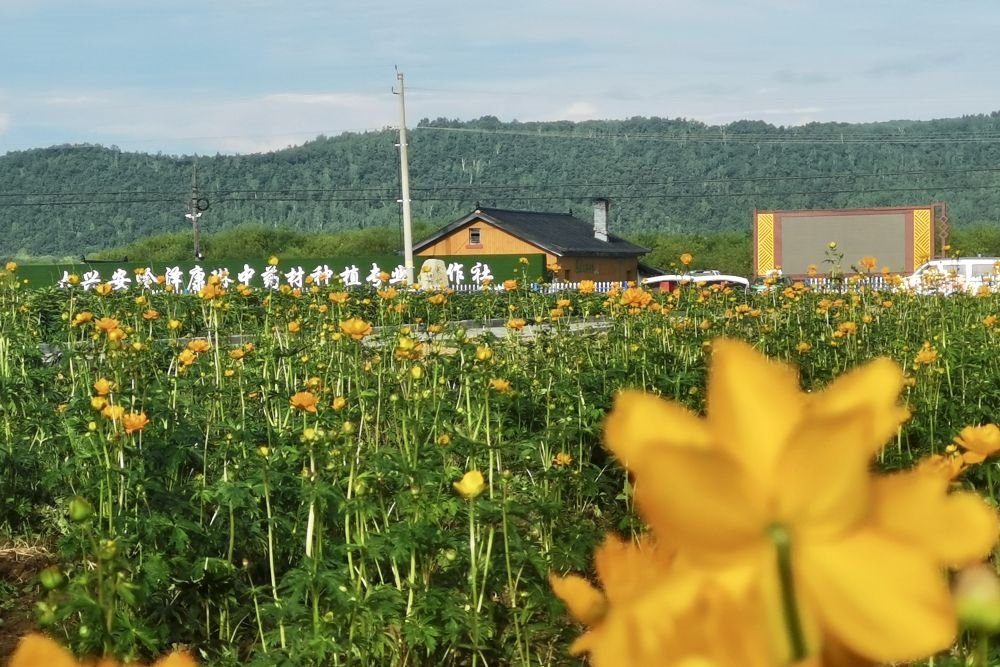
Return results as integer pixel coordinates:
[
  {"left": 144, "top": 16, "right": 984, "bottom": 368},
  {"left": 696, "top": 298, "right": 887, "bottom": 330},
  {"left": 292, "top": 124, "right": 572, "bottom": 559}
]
[
  {"left": 642, "top": 271, "right": 750, "bottom": 293},
  {"left": 903, "top": 257, "right": 1000, "bottom": 295}
]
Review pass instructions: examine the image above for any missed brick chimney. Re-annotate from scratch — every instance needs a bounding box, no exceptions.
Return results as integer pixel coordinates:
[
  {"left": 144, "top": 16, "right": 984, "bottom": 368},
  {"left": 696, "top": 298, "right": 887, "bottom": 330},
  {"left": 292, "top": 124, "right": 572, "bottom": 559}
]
[{"left": 593, "top": 198, "right": 609, "bottom": 242}]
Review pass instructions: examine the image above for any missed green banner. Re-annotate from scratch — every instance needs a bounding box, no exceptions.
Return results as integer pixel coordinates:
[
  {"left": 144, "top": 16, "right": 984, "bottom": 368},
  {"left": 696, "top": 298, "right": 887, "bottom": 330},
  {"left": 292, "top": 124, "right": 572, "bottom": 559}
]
[{"left": 9, "top": 254, "right": 546, "bottom": 291}]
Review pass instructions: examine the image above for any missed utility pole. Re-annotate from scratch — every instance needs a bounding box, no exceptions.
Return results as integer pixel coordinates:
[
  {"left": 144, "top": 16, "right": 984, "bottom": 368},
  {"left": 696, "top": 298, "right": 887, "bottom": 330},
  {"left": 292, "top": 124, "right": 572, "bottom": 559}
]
[
  {"left": 185, "top": 163, "right": 204, "bottom": 261},
  {"left": 394, "top": 69, "right": 415, "bottom": 285}
]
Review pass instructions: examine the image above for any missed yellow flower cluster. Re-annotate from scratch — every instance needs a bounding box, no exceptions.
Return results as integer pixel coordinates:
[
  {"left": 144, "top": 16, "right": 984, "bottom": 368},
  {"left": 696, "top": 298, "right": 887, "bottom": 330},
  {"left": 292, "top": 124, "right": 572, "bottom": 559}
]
[
  {"left": 10, "top": 633, "right": 194, "bottom": 667},
  {"left": 551, "top": 339, "right": 999, "bottom": 666}
]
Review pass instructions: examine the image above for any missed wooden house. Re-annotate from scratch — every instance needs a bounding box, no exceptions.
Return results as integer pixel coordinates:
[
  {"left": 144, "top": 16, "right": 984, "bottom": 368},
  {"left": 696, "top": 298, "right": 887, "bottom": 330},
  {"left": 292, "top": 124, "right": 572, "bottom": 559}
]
[{"left": 413, "top": 199, "right": 648, "bottom": 282}]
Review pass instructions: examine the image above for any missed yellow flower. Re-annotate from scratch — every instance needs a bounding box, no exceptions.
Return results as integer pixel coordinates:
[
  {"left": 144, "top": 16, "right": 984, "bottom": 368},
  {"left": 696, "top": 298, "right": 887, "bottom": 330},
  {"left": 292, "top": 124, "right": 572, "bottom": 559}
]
[
  {"left": 107, "top": 328, "right": 126, "bottom": 343},
  {"left": 143, "top": 309, "right": 160, "bottom": 320},
  {"left": 287, "top": 320, "right": 301, "bottom": 333},
  {"left": 378, "top": 286, "right": 398, "bottom": 300},
  {"left": 679, "top": 252, "right": 693, "bottom": 266},
  {"left": 506, "top": 318, "right": 526, "bottom": 331},
  {"left": 95, "top": 317, "right": 119, "bottom": 333},
  {"left": 859, "top": 256, "right": 878, "bottom": 271},
  {"left": 578, "top": 280, "right": 596, "bottom": 294},
  {"left": 553, "top": 452, "right": 574, "bottom": 467},
  {"left": 177, "top": 349, "right": 197, "bottom": 366},
  {"left": 10, "top": 633, "right": 196, "bottom": 667},
  {"left": 200, "top": 282, "right": 225, "bottom": 300},
  {"left": 837, "top": 321, "right": 857, "bottom": 335},
  {"left": 187, "top": 339, "right": 211, "bottom": 353},
  {"left": 332, "top": 396, "right": 347, "bottom": 411},
  {"left": 503, "top": 279, "right": 518, "bottom": 291},
  {"left": 339, "top": 317, "right": 373, "bottom": 340},
  {"left": 796, "top": 341, "right": 811, "bottom": 354},
  {"left": 489, "top": 378, "right": 510, "bottom": 393},
  {"left": 95, "top": 283, "right": 113, "bottom": 296},
  {"left": 290, "top": 391, "right": 319, "bottom": 413},
  {"left": 984, "top": 315, "right": 997, "bottom": 328},
  {"left": 268, "top": 255, "right": 279, "bottom": 266},
  {"left": 72, "top": 311, "right": 94, "bottom": 326},
  {"left": 229, "top": 348, "right": 246, "bottom": 360},
  {"left": 475, "top": 345, "right": 493, "bottom": 362},
  {"left": 329, "top": 291, "right": 350, "bottom": 304},
  {"left": 90, "top": 396, "right": 108, "bottom": 411},
  {"left": 427, "top": 293, "right": 447, "bottom": 305},
  {"left": 5, "top": 261, "right": 16, "bottom": 272},
  {"left": 914, "top": 342, "right": 938, "bottom": 366},
  {"left": 807, "top": 264, "right": 818, "bottom": 278},
  {"left": 101, "top": 404, "right": 124, "bottom": 421},
  {"left": 620, "top": 287, "right": 652, "bottom": 310},
  {"left": 954, "top": 424, "right": 1000, "bottom": 464},
  {"left": 453, "top": 470, "right": 485, "bottom": 499},
  {"left": 167, "top": 319, "right": 182, "bottom": 331},
  {"left": 122, "top": 412, "right": 150, "bottom": 434},
  {"left": 599, "top": 339, "right": 998, "bottom": 664},
  {"left": 93, "top": 377, "right": 115, "bottom": 396}
]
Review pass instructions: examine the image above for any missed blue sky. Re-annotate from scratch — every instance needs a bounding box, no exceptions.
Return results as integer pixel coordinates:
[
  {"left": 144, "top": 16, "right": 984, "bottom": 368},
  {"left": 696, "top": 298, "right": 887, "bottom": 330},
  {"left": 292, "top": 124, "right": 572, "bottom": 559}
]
[{"left": 1, "top": 0, "right": 999, "bottom": 156}]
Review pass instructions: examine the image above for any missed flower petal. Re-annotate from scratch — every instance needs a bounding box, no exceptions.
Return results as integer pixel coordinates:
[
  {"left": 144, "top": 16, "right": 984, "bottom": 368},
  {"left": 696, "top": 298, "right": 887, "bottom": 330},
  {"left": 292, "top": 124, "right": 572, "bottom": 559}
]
[
  {"left": 9, "top": 635, "right": 78, "bottom": 667},
  {"left": 776, "top": 409, "right": 881, "bottom": 539},
  {"left": 630, "top": 445, "right": 763, "bottom": 557},
  {"left": 873, "top": 468, "right": 999, "bottom": 566},
  {"left": 603, "top": 391, "right": 712, "bottom": 468},
  {"left": 706, "top": 339, "right": 805, "bottom": 489},
  {"left": 809, "top": 357, "right": 907, "bottom": 452},
  {"left": 799, "top": 529, "right": 956, "bottom": 663},
  {"left": 550, "top": 573, "right": 607, "bottom": 625}
]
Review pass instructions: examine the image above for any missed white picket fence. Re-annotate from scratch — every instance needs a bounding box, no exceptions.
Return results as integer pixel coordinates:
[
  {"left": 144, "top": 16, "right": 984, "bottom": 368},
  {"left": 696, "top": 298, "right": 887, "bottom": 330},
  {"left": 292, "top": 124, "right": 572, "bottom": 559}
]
[{"left": 450, "top": 281, "right": 628, "bottom": 294}]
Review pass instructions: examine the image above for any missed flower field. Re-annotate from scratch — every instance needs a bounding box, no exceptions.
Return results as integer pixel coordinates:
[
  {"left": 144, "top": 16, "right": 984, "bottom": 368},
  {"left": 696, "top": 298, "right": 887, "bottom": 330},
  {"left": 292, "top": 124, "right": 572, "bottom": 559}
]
[{"left": 2, "top": 261, "right": 1000, "bottom": 666}]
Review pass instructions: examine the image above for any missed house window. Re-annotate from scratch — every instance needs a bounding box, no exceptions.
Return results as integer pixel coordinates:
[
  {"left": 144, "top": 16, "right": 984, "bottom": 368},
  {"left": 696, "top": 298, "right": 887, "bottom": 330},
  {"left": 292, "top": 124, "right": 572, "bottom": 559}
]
[{"left": 468, "top": 227, "right": 482, "bottom": 246}]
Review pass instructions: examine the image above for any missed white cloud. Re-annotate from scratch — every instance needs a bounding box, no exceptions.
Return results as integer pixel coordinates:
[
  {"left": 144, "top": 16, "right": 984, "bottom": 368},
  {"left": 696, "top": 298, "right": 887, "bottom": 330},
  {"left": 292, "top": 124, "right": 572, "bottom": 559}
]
[{"left": 553, "top": 102, "right": 599, "bottom": 121}]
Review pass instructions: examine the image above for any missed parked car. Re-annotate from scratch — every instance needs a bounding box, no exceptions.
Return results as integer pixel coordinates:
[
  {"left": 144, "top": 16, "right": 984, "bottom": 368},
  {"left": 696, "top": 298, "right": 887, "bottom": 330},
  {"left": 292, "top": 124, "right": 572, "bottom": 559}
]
[
  {"left": 903, "top": 257, "right": 1000, "bottom": 295},
  {"left": 642, "top": 271, "right": 750, "bottom": 293}
]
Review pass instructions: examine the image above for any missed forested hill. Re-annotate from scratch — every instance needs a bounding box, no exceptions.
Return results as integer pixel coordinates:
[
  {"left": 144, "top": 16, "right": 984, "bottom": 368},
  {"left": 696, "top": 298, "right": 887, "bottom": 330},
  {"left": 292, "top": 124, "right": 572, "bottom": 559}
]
[{"left": 4, "top": 113, "right": 1000, "bottom": 257}]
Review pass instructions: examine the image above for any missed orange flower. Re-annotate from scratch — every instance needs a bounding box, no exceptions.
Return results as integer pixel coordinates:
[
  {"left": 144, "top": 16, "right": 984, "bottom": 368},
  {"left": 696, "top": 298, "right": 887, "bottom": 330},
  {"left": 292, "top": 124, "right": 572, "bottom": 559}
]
[
  {"left": 290, "top": 391, "right": 319, "bottom": 413},
  {"left": 329, "top": 291, "right": 350, "bottom": 304},
  {"left": 620, "top": 287, "right": 652, "bottom": 310},
  {"left": 578, "top": 280, "right": 596, "bottom": 294},
  {"left": 287, "top": 320, "right": 301, "bottom": 333},
  {"left": 955, "top": 424, "right": 1000, "bottom": 464},
  {"left": 679, "top": 252, "right": 693, "bottom": 266},
  {"left": 143, "top": 309, "right": 160, "bottom": 320},
  {"left": 200, "top": 283, "right": 225, "bottom": 300},
  {"left": 914, "top": 342, "right": 938, "bottom": 366},
  {"left": 177, "top": 349, "right": 197, "bottom": 366},
  {"left": 553, "top": 452, "right": 574, "bottom": 467},
  {"left": 95, "top": 317, "right": 119, "bottom": 333},
  {"left": 107, "top": 328, "right": 126, "bottom": 342},
  {"left": 506, "top": 318, "right": 527, "bottom": 331},
  {"left": 72, "top": 311, "right": 94, "bottom": 326},
  {"left": 10, "top": 633, "right": 196, "bottom": 667},
  {"left": 503, "top": 279, "right": 518, "bottom": 291},
  {"left": 93, "top": 378, "right": 115, "bottom": 396},
  {"left": 122, "top": 412, "right": 150, "bottom": 434},
  {"left": 378, "top": 287, "right": 398, "bottom": 300},
  {"left": 229, "top": 348, "right": 246, "bottom": 360},
  {"left": 340, "top": 317, "right": 373, "bottom": 340},
  {"left": 187, "top": 339, "right": 211, "bottom": 353},
  {"left": 859, "top": 256, "right": 878, "bottom": 271},
  {"left": 427, "top": 293, "right": 447, "bottom": 305}
]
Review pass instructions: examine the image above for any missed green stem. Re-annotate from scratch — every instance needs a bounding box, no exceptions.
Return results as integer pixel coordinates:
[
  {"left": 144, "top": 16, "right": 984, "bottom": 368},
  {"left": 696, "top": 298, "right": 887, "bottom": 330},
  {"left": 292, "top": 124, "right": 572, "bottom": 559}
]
[{"left": 768, "top": 523, "right": 807, "bottom": 662}]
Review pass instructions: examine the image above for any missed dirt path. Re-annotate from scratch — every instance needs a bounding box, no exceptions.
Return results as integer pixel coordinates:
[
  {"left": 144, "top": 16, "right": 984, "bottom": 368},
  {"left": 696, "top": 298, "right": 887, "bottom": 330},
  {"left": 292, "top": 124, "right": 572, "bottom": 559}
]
[{"left": 0, "top": 544, "right": 53, "bottom": 663}]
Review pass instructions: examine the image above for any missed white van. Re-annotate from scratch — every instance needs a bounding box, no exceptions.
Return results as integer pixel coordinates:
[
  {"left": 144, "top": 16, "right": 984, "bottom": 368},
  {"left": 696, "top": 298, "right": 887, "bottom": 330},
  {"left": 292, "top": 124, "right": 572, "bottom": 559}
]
[{"left": 904, "top": 257, "right": 1000, "bottom": 294}]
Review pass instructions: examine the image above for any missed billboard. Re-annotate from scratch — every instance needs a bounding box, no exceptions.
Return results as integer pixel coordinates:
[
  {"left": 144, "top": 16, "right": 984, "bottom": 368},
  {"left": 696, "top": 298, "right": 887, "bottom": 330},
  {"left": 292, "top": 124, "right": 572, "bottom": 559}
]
[{"left": 753, "top": 206, "right": 939, "bottom": 278}]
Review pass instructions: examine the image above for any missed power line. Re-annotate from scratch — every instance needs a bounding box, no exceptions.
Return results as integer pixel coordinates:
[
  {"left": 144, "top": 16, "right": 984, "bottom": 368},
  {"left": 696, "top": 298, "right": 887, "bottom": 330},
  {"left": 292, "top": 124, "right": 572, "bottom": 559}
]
[{"left": 414, "top": 125, "right": 1000, "bottom": 144}]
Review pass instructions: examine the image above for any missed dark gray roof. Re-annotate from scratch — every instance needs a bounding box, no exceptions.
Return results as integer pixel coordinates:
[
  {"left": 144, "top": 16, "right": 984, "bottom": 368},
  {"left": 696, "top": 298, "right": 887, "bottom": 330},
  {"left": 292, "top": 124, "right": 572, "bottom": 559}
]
[{"left": 413, "top": 207, "right": 648, "bottom": 257}]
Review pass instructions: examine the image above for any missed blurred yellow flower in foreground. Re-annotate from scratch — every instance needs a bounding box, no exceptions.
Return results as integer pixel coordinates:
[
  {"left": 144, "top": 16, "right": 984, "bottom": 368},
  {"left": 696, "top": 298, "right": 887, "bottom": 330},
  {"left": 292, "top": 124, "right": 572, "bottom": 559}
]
[
  {"left": 453, "top": 470, "right": 485, "bottom": 499},
  {"left": 10, "top": 633, "right": 195, "bottom": 667},
  {"left": 554, "top": 339, "right": 998, "bottom": 666}
]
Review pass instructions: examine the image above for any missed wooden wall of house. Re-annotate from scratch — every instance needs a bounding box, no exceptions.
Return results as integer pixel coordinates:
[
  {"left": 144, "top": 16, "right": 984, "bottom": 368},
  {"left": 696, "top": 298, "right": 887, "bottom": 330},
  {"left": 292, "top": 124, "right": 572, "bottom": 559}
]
[
  {"left": 417, "top": 221, "right": 547, "bottom": 258},
  {"left": 416, "top": 219, "right": 639, "bottom": 282},
  {"left": 560, "top": 256, "right": 638, "bottom": 283}
]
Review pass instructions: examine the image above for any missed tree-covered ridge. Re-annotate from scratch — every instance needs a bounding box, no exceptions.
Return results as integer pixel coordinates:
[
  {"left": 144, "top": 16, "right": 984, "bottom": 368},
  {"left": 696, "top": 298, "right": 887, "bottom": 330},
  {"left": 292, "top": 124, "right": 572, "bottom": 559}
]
[{"left": 4, "top": 113, "right": 1000, "bottom": 258}]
